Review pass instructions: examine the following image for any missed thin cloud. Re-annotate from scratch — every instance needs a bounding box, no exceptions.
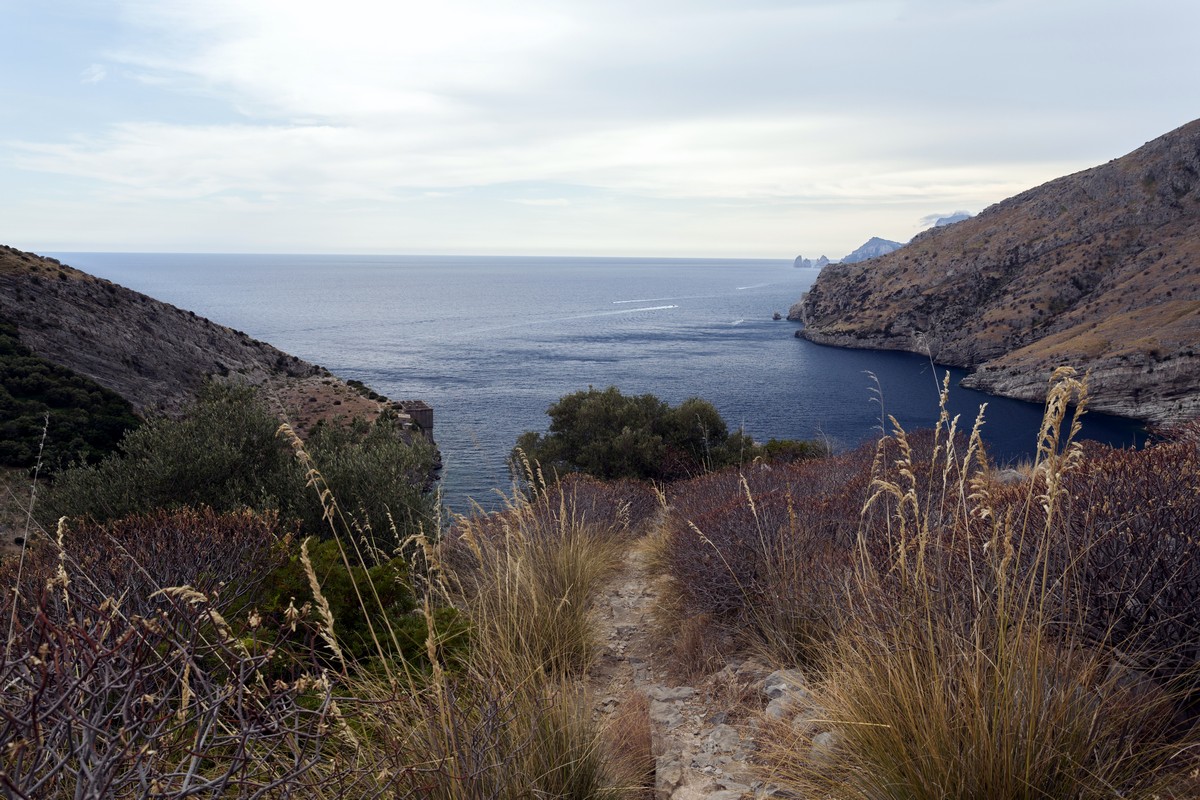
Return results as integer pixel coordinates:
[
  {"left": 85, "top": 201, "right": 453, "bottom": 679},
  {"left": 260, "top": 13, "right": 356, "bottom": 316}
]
[
  {"left": 6, "top": 0, "right": 1200, "bottom": 255},
  {"left": 918, "top": 210, "right": 973, "bottom": 227},
  {"left": 510, "top": 198, "right": 572, "bottom": 207},
  {"left": 80, "top": 64, "right": 107, "bottom": 84}
]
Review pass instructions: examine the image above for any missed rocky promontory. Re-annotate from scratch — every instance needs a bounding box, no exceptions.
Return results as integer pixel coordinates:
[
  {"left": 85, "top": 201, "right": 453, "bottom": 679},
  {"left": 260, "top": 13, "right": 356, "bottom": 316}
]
[
  {"left": 0, "top": 245, "right": 430, "bottom": 436},
  {"left": 792, "top": 119, "right": 1200, "bottom": 424}
]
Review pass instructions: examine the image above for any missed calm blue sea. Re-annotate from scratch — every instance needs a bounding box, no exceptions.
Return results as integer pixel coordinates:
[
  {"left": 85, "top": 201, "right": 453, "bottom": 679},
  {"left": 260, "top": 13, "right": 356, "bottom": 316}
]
[{"left": 51, "top": 253, "right": 1146, "bottom": 513}]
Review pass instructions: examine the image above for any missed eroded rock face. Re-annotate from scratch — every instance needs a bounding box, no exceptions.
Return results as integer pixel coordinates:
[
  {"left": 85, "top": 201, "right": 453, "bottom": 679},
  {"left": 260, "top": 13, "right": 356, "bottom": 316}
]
[
  {"left": 0, "top": 246, "right": 427, "bottom": 436},
  {"left": 793, "top": 118, "right": 1200, "bottom": 424},
  {"left": 0, "top": 246, "right": 321, "bottom": 415}
]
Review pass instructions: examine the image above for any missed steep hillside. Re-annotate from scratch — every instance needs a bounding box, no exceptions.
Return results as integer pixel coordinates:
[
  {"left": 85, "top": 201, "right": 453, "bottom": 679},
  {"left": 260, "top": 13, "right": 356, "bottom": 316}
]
[
  {"left": 0, "top": 245, "right": 425, "bottom": 435},
  {"left": 792, "top": 119, "right": 1200, "bottom": 423}
]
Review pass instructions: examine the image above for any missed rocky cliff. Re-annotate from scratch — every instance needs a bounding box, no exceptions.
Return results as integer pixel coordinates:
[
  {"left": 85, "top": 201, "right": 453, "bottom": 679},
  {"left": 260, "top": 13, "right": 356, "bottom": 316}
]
[
  {"left": 792, "top": 119, "right": 1200, "bottom": 424},
  {"left": 0, "top": 245, "right": 426, "bottom": 435},
  {"left": 840, "top": 236, "right": 905, "bottom": 264}
]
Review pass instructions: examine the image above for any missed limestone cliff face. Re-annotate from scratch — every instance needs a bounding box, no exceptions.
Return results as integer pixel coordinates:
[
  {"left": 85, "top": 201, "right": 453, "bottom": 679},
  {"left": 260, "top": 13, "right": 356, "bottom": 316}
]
[
  {"left": 0, "top": 246, "right": 427, "bottom": 436},
  {"left": 839, "top": 236, "right": 904, "bottom": 264},
  {"left": 793, "top": 119, "right": 1200, "bottom": 424}
]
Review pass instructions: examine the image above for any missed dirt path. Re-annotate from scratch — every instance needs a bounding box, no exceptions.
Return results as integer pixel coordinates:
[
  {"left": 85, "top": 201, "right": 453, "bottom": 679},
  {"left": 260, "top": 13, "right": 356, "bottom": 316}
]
[{"left": 589, "top": 538, "right": 796, "bottom": 799}]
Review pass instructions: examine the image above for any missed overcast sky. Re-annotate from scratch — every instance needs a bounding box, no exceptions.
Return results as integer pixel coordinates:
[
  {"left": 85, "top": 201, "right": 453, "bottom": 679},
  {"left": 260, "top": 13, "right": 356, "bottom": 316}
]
[{"left": 2, "top": 0, "right": 1197, "bottom": 258}]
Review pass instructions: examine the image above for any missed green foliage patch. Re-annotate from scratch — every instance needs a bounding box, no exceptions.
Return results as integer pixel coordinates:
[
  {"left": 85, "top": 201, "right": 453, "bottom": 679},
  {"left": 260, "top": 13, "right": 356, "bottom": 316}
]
[
  {"left": 0, "top": 317, "right": 140, "bottom": 471},
  {"left": 514, "top": 385, "right": 825, "bottom": 483},
  {"left": 257, "top": 537, "right": 435, "bottom": 666},
  {"left": 40, "top": 383, "right": 439, "bottom": 545}
]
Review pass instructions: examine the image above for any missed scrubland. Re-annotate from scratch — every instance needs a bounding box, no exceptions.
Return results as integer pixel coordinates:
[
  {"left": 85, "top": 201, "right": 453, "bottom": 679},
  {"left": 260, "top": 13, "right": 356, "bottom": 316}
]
[{"left": 3, "top": 369, "right": 1200, "bottom": 798}]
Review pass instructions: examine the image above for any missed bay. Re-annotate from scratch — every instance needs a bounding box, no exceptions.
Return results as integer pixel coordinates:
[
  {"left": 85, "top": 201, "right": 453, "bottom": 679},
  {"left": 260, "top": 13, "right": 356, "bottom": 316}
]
[{"left": 51, "top": 253, "right": 1146, "bottom": 514}]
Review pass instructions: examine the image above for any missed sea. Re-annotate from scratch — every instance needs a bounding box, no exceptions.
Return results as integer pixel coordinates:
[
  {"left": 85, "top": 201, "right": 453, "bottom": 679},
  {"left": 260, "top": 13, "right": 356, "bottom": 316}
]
[{"left": 50, "top": 253, "right": 1147, "bottom": 514}]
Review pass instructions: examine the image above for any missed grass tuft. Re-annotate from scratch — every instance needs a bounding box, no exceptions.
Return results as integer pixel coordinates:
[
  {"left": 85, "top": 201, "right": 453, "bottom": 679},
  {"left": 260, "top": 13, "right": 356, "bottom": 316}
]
[{"left": 762, "top": 368, "right": 1200, "bottom": 799}]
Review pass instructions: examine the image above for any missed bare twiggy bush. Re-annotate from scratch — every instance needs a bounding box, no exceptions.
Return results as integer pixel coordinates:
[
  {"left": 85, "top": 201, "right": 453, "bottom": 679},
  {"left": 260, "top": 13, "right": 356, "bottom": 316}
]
[
  {"left": 4, "top": 507, "right": 290, "bottom": 621},
  {"left": 0, "top": 583, "right": 340, "bottom": 798},
  {"left": 661, "top": 445, "right": 875, "bottom": 667}
]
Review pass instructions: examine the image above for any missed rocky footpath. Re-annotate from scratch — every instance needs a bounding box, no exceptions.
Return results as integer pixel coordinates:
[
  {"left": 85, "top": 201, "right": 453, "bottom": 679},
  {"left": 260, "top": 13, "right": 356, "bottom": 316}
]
[
  {"left": 589, "top": 540, "right": 818, "bottom": 799},
  {"left": 792, "top": 118, "right": 1200, "bottom": 425}
]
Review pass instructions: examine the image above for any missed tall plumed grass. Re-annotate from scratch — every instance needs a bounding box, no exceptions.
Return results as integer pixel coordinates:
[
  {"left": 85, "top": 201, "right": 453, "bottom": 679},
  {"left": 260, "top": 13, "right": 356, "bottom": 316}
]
[
  {"left": 273, "top": 433, "right": 643, "bottom": 799},
  {"left": 447, "top": 476, "right": 632, "bottom": 682},
  {"left": 764, "top": 368, "right": 1200, "bottom": 799},
  {"left": 0, "top": 418, "right": 647, "bottom": 798}
]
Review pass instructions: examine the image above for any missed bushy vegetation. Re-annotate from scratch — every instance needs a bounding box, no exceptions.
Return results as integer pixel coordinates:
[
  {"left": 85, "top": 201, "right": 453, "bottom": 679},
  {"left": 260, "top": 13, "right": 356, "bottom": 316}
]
[
  {"left": 0, "top": 317, "right": 139, "bottom": 471},
  {"left": 40, "top": 382, "right": 437, "bottom": 544},
  {"left": 300, "top": 413, "right": 437, "bottom": 541},
  {"left": 514, "top": 385, "right": 824, "bottom": 483},
  {"left": 6, "top": 365, "right": 1200, "bottom": 798},
  {"left": 659, "top": 371, "right": 1200, "bottom": 797},
  {"left": 258, "top": 536, "right": 432, "bottom": 667},
  {"left": 661, "top": 442, "right": 874, "bottom": 668},
  {"left": 41, "top": 383, "right": 301, "bottom": 524},
  {"left": 2, "top": 419, "right": 649, "bottom": 798}
]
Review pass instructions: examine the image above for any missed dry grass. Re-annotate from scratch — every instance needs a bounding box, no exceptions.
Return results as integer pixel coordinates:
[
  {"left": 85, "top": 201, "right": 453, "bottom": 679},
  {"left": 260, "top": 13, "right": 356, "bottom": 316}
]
[
  {"left": 13, "top": 364, "right": 1200, "bottom": 798},
  {"left": 603, "top": 691, "right": 655, "bottom": 799},
  {"left": 328, "top": 473, "right": 636, "bottom": 799},
  {"left": 285, "top": 438, "right": 637, "bottom": 798},
  {"left": 442, "top": 466, "right": 635, "bottom": 682},
  {"left": 762, "top": 369, "right": 1200, "bottom": 799},
  {"left": 0, "top": 424, "right": 642, "bottom": 798}
]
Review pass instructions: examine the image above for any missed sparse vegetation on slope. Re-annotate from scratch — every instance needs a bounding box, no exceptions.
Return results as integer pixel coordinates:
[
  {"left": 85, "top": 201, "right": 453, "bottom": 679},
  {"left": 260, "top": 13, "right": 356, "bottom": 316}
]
[
  {"left": 0, "top": 245, "right": 426, "bottom": 447},
  {"left": 796, "top": 118, "right": 1200, "bottom": 423}
]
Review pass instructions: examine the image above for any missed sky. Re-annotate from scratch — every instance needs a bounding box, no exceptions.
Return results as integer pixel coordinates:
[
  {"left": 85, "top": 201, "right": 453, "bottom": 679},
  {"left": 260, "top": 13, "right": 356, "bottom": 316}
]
[{"left": 1, "top": 0, "right": 1197, "bottom": 259}]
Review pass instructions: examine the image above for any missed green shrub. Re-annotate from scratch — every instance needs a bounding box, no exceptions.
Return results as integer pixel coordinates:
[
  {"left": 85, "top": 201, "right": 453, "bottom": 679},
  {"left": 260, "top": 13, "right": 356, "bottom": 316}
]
[
  {"left": 514, "top": 386, "right": 822, "bottom": 483},
  {"left": 40, "top": 383, "right": 438, "bottom": 547},
  {"left": 40, "top": 382, "right": 304, "bottom": 525},
  {"left": 256, "top": 536, "right": 435, "bottom": 667},
  {"left": 302, "top": 413, "right": 439, "bottom": 543}
]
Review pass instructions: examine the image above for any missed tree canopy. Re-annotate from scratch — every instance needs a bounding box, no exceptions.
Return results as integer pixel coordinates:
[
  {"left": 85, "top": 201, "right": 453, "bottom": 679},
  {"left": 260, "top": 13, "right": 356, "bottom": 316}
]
[{"left": 513, "top": 386, "right": 824, "bottom": 483}]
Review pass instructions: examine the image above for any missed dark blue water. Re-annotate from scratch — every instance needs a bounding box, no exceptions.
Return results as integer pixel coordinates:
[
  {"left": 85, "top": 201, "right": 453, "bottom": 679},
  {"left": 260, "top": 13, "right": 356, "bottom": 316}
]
[{"left": 51, "top": 253, "right": 1146, "bottom": 513}]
